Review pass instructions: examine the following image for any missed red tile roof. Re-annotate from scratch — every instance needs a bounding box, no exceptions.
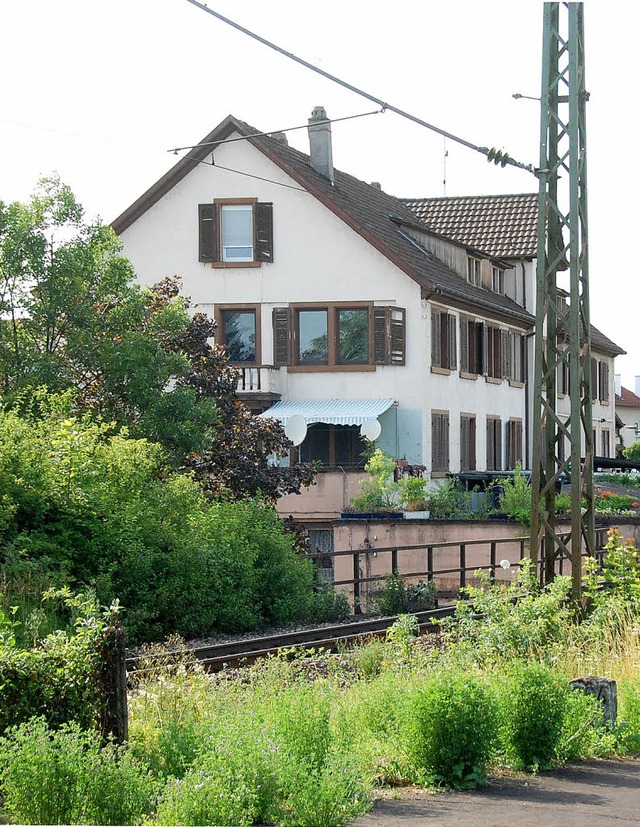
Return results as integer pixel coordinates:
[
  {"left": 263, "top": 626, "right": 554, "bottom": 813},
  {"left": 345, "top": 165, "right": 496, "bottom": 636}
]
[{"left": 616, "top": 386, "right": 640, "bottom": 407}]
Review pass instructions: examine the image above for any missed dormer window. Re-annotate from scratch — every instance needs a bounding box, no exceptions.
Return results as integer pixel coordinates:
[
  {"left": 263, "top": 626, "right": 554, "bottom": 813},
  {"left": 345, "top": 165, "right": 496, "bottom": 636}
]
[
  {"left": 492, "top": 267, "right": 504, "bottom": 294},
  {"left": 467, "top": 257, "right": 481, "bottom": 286}
]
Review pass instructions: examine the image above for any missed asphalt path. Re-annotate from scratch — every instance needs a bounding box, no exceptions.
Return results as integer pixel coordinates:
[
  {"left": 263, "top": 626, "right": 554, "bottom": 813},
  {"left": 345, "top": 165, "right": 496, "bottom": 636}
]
[{"left": 354, "top": 759, "right": 640, "bottom": 827}]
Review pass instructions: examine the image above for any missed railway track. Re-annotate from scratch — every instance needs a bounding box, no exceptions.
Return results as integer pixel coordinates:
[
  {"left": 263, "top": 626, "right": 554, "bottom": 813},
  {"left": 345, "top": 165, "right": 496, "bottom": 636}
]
[{"left": 125, "top": 605, "right": 456, "bottom": 674}]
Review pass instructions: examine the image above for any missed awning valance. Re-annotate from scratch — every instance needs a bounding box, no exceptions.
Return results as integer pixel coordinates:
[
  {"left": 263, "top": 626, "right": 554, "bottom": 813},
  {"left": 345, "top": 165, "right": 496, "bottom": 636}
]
[{"left": 258, "top": 398, "right": 396, "bottom": 426}]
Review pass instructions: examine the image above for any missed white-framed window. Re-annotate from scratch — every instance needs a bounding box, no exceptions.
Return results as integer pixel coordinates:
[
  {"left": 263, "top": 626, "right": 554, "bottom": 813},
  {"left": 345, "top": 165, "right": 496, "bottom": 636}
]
[
  {"left": 492, "top": 266, "right": 504, "bottom": 294},
  {"left": 467, "top": 257, "right": 481, "bottom": 286},
  {"left": 220, "top": 204, "right": 254, "bottom": 262}
]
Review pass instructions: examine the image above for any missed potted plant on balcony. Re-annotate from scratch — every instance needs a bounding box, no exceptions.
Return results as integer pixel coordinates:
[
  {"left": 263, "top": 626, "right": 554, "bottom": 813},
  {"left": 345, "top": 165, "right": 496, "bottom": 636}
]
[
  {"left": 399, "top": 475, "right": 430, "bottom": 519},
  {"left": 342, "top": 449, "right": 404, "bottom": 519}
]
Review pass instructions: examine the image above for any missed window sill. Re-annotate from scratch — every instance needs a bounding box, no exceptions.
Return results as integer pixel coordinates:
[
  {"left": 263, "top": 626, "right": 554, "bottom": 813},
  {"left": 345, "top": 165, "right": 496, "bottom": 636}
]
[
  {"left": 288, "top": 364, "right": 376, "bottom": 373},
  {"left": 431, "top": 470, "right": 449, "bottom": 478},
  {"left": 430, "top": 366, "right": 451, "bottom": 376},
  {"left": 599, "top": 400, "right": 611, "bottom": 406},
  {"left": 212, "top": 261, "right": 262, "bottom": 269},
  {"left": 460, "top": 371, "right": 478, "bottom": 381},
  {"left": 508, "top": 380, "right": 525, "bottom": 389},
  {"left": 485, "top": 376, "right": 502, "bottom": 385}
]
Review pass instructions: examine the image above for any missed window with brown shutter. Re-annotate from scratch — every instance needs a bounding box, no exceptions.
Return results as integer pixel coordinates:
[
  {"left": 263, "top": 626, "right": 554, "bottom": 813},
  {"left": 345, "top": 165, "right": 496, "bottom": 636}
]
[
  {"left": 460, "top": 414, "right": 476, "bottom": 471},
  {"left": 431, "top": 309, "right": 456, "bottom": 370},
  {"left": 432, "top": 411, "right": 450, "bottom": 474},
  {"left": 506, "top": 419, "right": 523, "bottom": 469},
  {"left": 198, "top": 199, "right": 273, "bottom": 266},
  {"left": 598, "top": 360, "right": 610, "bottom": 402},
  {"left": 275, "top": 303, "right": 405, "bottom": 370},
  {"left": 591, "top": 357, "right": 598, "bottom": 401}
]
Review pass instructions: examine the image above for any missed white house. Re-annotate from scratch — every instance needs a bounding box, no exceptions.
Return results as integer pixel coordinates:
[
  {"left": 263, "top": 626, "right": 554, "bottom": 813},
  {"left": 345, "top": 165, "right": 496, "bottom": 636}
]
[
  {"left": 113, "top": 107, "right": 623, "bottom": 520},
  {"left": 615, "top": 376, "right": 640, "bottom": 451}
]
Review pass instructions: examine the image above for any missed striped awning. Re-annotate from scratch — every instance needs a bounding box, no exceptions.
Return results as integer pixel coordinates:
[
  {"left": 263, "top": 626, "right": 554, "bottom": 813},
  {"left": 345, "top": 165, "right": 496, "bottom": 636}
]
[{"left": 258, "top": 398, "right": 396, "bottom": 426}]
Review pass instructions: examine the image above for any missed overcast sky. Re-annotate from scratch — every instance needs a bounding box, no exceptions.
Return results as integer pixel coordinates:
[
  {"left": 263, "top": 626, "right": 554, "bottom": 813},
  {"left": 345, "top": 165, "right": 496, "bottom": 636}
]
[{"left": 2, "top": 0, "right": 638, "bottom": 387}]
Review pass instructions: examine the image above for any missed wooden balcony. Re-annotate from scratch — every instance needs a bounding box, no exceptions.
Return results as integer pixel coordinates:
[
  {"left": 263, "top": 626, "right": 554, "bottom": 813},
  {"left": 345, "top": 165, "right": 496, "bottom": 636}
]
[{"left": 235, "top": 365, "right": 281, "bottom": 413}]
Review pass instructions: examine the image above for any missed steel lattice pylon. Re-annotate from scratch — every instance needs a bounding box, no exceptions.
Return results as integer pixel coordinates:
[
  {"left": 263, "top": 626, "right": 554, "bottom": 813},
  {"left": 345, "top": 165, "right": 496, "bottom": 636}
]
[{"left": 530, "top": 2, "right": 593, "bottom": 600}]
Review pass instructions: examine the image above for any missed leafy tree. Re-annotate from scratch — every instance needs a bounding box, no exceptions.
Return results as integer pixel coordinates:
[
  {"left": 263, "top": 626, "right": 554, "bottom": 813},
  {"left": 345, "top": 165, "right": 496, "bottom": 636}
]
[{"left": 0, "top": 179, "right": 314, "bottom": 499}]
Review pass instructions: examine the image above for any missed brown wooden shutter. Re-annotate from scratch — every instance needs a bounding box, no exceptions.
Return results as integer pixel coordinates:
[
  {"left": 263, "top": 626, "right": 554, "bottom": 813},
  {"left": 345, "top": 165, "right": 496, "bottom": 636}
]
[
  {"left": 374, "top": 306, "right": 405, "bottom": 365},
  {"left": 198, "top": 204, "right": 218, "bottom": 262},
  {"left": 432, "top": 412, "right": 449, "bottom": 472},
  {"left": 255, "top": 202, "right": 274, "bottom": 263},
  {"left": 447, "top": 313, "right": 457, "bottom": 370},
  {"left": 501, "top": 330, "right": 510, "bottom": 379},
  {"left": 460, "top": 317, "right": 469, "bottom": 372},
  {"left": 599, "top": 361, "right": 609, "bottom": 402},
  {"left": 272, "top": 307, "right": 290, "bottom": 366},
  {"left": 479, "top": 322, "right": 488, "bottom": 375},
  {"left": 373, "top": 307, "right": 388, "bottom": 364},
  {"left": 431, "top": 310, "right": 442, "bottom": 367},
  {"left": 389, "top": 307, "right": 406, "bottom": 365},
  {"left": 591, "top": 357, "right": 598, "bottom": 400}
]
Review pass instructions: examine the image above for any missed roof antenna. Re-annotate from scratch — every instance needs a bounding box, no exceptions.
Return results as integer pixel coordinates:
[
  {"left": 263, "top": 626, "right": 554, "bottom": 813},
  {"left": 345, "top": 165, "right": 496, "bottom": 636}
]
[{"left": 443, "top": 137, "right": 448, "bottom": 196}]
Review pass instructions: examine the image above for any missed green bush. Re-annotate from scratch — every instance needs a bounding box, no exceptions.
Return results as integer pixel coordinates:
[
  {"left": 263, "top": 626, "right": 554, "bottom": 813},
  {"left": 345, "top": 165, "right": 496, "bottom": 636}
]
[
  {"left": 0, "top": 591, "right": 113, "bottom": 735},
  {"left": 372, "top": 573, "right": 436, "bottom": 616},
  {"left": 617, "top": 681, "right": 640, "bottom": 756},
  {"left": 439, "top": 561, "right": 573, "bottom": 667},
  {"left": 0, "top": 398, "right": 335, "bottom": 643},
  {"left": 498, "top": 662, "right": 567, "bottom": 770},
  {"left": 558, "top": 686, "right": 616, "bottom": 761},
  {"left": 0, "top": 718, "right": 155, "bottom": 826},
  {"left": 406, "top": 672, "right": 498, "bottom": 787}
]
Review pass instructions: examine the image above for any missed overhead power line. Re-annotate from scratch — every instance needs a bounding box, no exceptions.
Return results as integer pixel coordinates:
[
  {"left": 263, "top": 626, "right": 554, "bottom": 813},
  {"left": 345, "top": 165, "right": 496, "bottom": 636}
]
[
  {"left": 183, "top": 0, "right": 537, "bottom": 176},
  {"left": 168, "top": 108, "right": 384, "bottom": 154}
]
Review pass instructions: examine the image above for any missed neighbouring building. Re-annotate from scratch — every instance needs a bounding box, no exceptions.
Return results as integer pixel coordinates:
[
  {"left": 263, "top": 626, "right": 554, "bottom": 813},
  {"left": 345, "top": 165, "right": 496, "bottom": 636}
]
[{"left": 615, "top": 375, "right": 640, "bottom": 451}]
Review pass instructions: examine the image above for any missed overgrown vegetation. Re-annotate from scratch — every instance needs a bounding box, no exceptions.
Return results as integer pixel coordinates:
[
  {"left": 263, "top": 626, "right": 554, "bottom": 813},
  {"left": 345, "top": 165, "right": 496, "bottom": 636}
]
[
  {"left": 2, "top": 535, "right": 640, "bottom": 824},
  {"left": 0, "top": 394, "right": 339, "bottom": 643}
]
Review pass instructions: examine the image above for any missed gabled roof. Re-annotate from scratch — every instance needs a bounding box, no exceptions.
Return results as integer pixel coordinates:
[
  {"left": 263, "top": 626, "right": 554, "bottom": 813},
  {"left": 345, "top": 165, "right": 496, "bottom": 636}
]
[
  {"left": 400, "top": 193, "right": 539, "bottom": 259},
  {"left": 112, "top": 116, "right": 534, "bottom": 328},
  {"left": 616, "top": 386, "right": 640, "bottom": 408},
  {"left": 591, "top": 325, "right": 626, "bottom": 358}
]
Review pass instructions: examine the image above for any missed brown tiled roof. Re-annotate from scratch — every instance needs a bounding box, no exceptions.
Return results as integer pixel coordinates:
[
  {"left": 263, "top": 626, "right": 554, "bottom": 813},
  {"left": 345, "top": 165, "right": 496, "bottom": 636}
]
[
  {"left": 616, "top": 386, "right": 640, "bottom": 407},
  {"left": 400, "top": 193, "right": 539, "bottom": 259},
  {"left": 591, "top": 325, "right": 626, "bottom": 358},
  {"left": 112, "top": 116, "right": 534, "bottom": 329}
]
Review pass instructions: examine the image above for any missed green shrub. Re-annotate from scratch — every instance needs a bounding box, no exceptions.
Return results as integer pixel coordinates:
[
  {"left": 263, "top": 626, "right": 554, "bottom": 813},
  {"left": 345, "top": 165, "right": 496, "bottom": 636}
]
[
  {"left": 496, "top": 462, "right": 532, "bottom": 525},
  {"left": 0, "top": 718, "right": 156, "bottom": 826},
  {"left": 372, "top": 573, "right": 436, "bottom": 616},
  {"left": 498, "top": 662, "right": 567, "bottom": 770},
  {"left": 406, "top": 672, "right": 498, "bottom": 787},
  {"left": 557, "top": 686, "right": 616, "bottom": 761},
  {"left": 277, "top": 754, "right": 371, "bottom": 827},
  {"left": 0, "top": 591, "right": 114, "bottom": 735},
  {"left": 439, "top": 561, "right": 573, "bottom": 667},
  {"left": 154, "top": 751, "right": 259, "bottom": 827},
  {"left": 617, "top": 681, "right": 640, "bottom": 756}
]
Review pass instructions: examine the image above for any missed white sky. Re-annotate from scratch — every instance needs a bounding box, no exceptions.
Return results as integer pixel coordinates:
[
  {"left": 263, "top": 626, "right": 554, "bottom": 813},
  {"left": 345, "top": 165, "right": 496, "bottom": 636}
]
[{"left": 1, "top": 0, "right": 638, "bottom": 388}]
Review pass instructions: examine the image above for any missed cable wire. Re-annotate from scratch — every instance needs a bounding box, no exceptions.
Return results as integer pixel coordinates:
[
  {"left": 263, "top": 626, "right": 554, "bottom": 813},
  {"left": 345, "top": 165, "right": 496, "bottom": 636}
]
[
  {"left": 168, "top": 108, "right": 383, "bottom": 154},
  {"left": 183, "top": 0, "right": 536, "bottom": 175}
]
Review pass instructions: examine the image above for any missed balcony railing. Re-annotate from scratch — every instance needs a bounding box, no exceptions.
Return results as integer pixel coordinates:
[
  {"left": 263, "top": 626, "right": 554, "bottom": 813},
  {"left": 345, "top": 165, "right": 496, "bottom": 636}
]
[{"left": 235, "top": 365, "right": 280, "bottom": 395}]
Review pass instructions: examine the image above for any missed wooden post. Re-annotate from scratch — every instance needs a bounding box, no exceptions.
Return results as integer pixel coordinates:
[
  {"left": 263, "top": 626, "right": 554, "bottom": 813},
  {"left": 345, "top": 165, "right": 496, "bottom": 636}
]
[{"left": 99, "top": 622, "right": 128, "bottom": 743}]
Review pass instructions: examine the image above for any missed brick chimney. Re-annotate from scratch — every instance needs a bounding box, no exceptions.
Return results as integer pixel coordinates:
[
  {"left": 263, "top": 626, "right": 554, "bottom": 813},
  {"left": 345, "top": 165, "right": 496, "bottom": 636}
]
[{"left": 308, "top": 106, "right": 334, "bottom": 184}]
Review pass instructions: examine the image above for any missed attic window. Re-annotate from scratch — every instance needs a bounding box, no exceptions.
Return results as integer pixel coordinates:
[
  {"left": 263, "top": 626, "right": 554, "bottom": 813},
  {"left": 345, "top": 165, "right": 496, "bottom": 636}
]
[
  {"left": 198, "top": 199, "right": 273, "bottom": 266},
  {"left": 492, "top": 267, "right": 505, "bottom": 294},
  {"left": 467, "top": 257, "right": 481, "bottom": 286}
]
